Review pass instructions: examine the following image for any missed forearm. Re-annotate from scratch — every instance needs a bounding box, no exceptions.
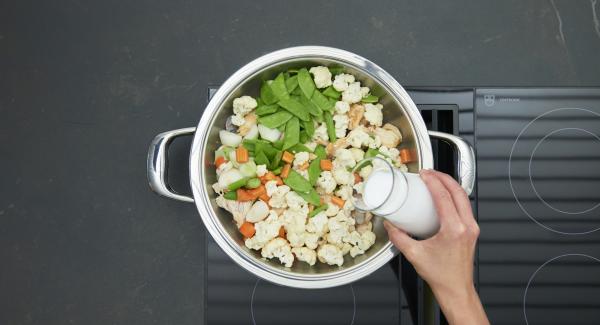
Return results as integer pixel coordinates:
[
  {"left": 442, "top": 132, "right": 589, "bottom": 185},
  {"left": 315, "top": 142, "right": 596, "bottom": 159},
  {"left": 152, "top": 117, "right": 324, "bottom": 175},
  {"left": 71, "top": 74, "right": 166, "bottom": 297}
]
[{"left": 433, "top": 285, "right": 490, "bottom": 325}]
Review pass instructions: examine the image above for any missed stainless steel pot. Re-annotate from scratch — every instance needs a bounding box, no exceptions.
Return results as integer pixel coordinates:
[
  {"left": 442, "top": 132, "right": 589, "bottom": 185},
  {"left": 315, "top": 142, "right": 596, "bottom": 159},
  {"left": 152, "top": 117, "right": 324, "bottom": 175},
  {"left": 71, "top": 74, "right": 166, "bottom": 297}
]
[{"left": 147, "top": 46, "right": 475, "bottom": 289}]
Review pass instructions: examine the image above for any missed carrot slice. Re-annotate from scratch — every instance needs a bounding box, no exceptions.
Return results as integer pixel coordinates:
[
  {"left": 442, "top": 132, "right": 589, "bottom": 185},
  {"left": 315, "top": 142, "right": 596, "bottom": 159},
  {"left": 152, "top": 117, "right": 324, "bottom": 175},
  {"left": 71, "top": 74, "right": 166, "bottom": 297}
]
[
  {"left": 320, "top": 159, "right": 332, "bottom": 171},
  {"left": 399, "top": 148, "right": 417, "bottom": 164},
  {"left": 247, "top": 185, "right": 266, "bottom": 199},
  {"left": 239, "top": 222, "right": 256, "bottom": 238},
  {"left": 236, "top": 189, "right": 255, "bottom": 202},
  {"left": 278, "top": 226, "right": 286, "bottom": 239},
  {"left": 260, "top": 171, "right": 277, "bottom": 184},
  {"left": 274, "top": 176, "right": 284, "bottom": 186},
  {"left": 281, "top": 164, "right": 291, "bottom": 179},
  {"left": 215, "top": 156, "right": 227, "bottom": 168},
  {"left": 236, "top": 146, "right": 249, "bottom": 163},
  {"left": 258, "top": 193, "right": 270, "bottom": 203},
  {"left": 331, "top": 196, "right": 345, "bottom": 208},
  {"left": 282, "top": 151, "right": 295, "bottom": 164},
  {"left": 354, "top": 172, "right": 362, "bottom": 184}
]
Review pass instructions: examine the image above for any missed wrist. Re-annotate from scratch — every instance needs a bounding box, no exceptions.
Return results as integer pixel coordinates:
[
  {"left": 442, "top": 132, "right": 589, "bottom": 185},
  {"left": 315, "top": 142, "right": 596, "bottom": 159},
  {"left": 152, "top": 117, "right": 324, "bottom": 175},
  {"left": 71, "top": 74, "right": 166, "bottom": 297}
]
[{"left": 432, "top": 284, "right": 487, "bottom": 325}]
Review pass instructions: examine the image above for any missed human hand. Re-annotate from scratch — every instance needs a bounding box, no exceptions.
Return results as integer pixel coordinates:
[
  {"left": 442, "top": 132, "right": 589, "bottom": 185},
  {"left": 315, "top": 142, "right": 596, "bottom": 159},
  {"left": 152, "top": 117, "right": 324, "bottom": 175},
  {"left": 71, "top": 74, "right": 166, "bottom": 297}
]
[{"left": 384, "top": 169, "right": 489, "bottom": 325}]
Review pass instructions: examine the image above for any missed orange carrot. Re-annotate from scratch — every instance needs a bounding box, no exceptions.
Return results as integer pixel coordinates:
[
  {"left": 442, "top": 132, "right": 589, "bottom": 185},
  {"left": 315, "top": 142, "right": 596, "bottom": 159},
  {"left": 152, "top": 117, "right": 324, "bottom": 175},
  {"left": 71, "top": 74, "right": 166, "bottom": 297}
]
[
  {"left": 320, "top": 159, "right": 333, "bottom": 171},
  {"left": 354, "top": 172, "right": 362, "bottom": 184},
  {"left": 239, "top": 222, "right": 256, "bottom": 238},
  {"left": 282, "top": 151, "right": 294, "bottom": 164},
  {"left": 400, "top": 148, "right": 416, "bottom": 164},
  {"left": 274, "top": 176, "right": 284, "bottom": 186},
  {"left": 281, "top": 164, "right": 291, "bottom": 178},
  {"left": 247, "top": 185, "right": 266, "bottom": 199},
  {"left": 331, "top": 196, "right": 345, "bottom": 208},
  {"left": 236, "top": 146, "right": 249, "bottom": 163},
  {"left": 258, "top": 193, "right": 270, "bottom": 203},
  {"left": 278, "top": 226, "right": 286, "bottom": 239},
  {"left": 299, "top": 161, "right": 309, "bottom": 170},
  {"left": 215, "top": 156, "right": 227, "bottom": 168},
  {"left": 236, "top": 189, "right": 255, "bottom": 202},
  {"left": 260, "top": 171, "right": 277, "bottom": 184}
]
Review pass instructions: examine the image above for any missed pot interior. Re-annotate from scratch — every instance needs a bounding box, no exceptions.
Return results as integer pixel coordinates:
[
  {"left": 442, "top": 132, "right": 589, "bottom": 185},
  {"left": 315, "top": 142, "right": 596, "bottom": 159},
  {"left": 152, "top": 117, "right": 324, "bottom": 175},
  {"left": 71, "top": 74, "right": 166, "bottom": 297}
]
[{"left": 201, "top": 57, "right": 421, "bottom": 276}]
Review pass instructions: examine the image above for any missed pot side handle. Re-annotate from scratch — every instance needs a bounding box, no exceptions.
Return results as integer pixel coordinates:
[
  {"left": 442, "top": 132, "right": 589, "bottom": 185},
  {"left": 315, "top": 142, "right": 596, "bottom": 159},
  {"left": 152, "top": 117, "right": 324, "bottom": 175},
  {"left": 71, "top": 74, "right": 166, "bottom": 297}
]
[
  {"left": 147, "top": 127, "right": 196, "bottom": 203},
  {"left": 427, "top": 131, "right": 476, "bottom": 196}
]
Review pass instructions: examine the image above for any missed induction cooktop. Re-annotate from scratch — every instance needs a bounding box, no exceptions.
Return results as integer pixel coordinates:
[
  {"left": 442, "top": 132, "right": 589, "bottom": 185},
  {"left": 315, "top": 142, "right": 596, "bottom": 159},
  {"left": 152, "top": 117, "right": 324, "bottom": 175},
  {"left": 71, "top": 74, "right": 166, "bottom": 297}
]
[{"left": 199, "top": 87, "right": 600, "bottom": 325}]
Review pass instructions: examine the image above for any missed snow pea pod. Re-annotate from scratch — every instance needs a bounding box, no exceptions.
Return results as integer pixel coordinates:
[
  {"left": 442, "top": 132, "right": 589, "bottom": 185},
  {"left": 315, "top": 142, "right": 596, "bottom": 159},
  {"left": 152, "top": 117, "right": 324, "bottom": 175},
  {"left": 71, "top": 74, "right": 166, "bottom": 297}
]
[
  {"left": 308, "top": 204, "right": 328, "bottom": 217},
  {"left": 323, "top": 111, "right": 336, "bottom": 142},
  {"left": 297, "top": 68, "right": 315, "bottom": 99},
  {"left": 227, "top": 177, "right": 248, "bottom": 191},
  {"left": 278, "top": 97, "right": 311, "bottom": 121},
  {"left": 308, "top": 158, "right": 321, "bottom": 186},
  {"left": 283, "top": 169, "right": 313, "bottom": 193},
  {"left": 298, "top": 93, "right": 322, "bottom": 117},
  {"left": 282, "top": 117, "right": 300, "bottom": 150},
  {"left": 255, "top": 104, "right": 279, "bottom": 116},
  {"left": 271, "top": 73, "right": 289, "bottom": 101},
  {"left": 311, "top": 90, "right": 334, "bottom": 113},
  {"left": 322, "top": 86, "right": 341, "bottom": 99},
  {"left": 302, "top": 119, "right": 315, "bottom": 137},
  {"left": 297, "top": 188, "right": 321, "bottom": 206},
  {"left": 258, "top": 111, "right": 293, "bottom": 128},
  {"left": 285, "top": 75, "right": 298, "bottom": 93},
  {"left": 260, "top": 81, "right": 278, "bottom": 105},
  {"left": 362, "top": 94, "right": 379, "bottom": 103},
  {"left": 314, "top": 145, "right": 327, "bottom": 159}
]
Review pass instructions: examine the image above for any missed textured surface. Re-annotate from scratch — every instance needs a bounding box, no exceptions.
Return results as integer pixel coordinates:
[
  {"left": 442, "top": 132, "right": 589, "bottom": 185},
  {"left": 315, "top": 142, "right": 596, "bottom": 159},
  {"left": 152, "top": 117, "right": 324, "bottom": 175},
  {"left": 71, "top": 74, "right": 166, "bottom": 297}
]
[{"left": 1, "top": 0, "right": 600, "bottom": 324}]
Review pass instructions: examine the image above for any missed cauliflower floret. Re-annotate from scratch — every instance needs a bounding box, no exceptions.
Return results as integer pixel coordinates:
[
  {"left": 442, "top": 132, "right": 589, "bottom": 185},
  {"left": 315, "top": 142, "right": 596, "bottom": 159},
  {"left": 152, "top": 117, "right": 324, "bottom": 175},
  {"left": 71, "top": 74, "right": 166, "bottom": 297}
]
[
  {"left": 334, "top": 101, "right": 350, "bottom": 114},
  {"left": 233, "top": 96, "right": 257, "bottom": 116},
  {"left": 215, "top": 196, "right": 252, "bottom": 228},
  {"left": 256, "top": 164, "right": 268, "bottom": 177},
  {"left": 327, "top": 211, "right": 355, "bottom": 245},
  {"left": 282, "top": 209, "right": 308, "bottom": 247},
  {"left": 312, "top": 123, "right": 329, "bottom": 142},
  {"left": 216, "top": 161, "right": 234, "bottom": 176},
  {"left": 349, "top": 231, "right": 377, "bottom": 257},
  {"left": 309, "top": 66, "right": 332, "bottom": 89},
  {"left": 285, "top": 191, "right": 308, "bottom": 212},
  {"left": 304, "top": 141, "right": 317, "bottom": 151},
  {"left": 306, "top": 212, "right": 328, "bottom": 235},
  {"left": 343, "top": 199, "right": 355, "bottom": 213},
  {"left": 269, "top": 185, "right": 290, "bottom": 208},
  {"left": 317, "top": 171, "right": 337, "bottom": 194},
  {"left": 364, "top": 103, "right": 383, "bottom": 127},
  {"left": 262, "top": 238, "right": 294, "bottom": 267},
  {"left": 378, "top": 146, "right": 400, "bottom": 162},
  {"left": 360, "top": 87, "right": 370, "bottom": 97},
  {"left": 325, "top": 202, "right": 340, "bottom": 216},
  {"left": 346, "top": 127, "right": 372, "bottom": 148},
  {"left": 211, "top": 182, "right": 223, "bottom": 194},
  {"left": 265, "top": 180, "right": 278, "bottom": 197},
  {"left": 342, "top": 82, "right": 363, "bottom": 104},
  {"left": 334, "top": 148, "right": 356, "bottom": 168},
  {"left": 231, "top": 114, "right": 246, "bottom": 127},
  {"left": 304, "top": 233, "right": 320, "bottom": 249},
  {"left": 336, "top": 185, "right": 354, "bottom": 201},
  {"left": 332, "top": 166, "right": 354, "bottom": 185},
  {"left": 244, "top": 211, "right": 281, "bottom": 250},
  {"left": 333, "top": 114, "right": 349, "bottom": 138},
  {"left": 353, "top": 181, "right": 364, "bottom": 195},
  {"left": 332, "top": 74, "right": 355, "bottom": 92},
  {"left": 293, "top": 151, "right": 310, "bottom": 169},
  {"left": 349, "top": 148, "right": 365, "bottom": 162},
  {"left": 397, "top": 163, "right": 408, "bottom": 172},
  {"left": 368, "top": 135, "right": 382, "bottom": 149},
  {"left": 317, "top": 244, "right": 344, "bottom": 266},
  {"left": 292, "top": 247, "right": 317, "bottom": 266},
  {"left": 358, "top": 165, "right": 373, "bottom": 179}
]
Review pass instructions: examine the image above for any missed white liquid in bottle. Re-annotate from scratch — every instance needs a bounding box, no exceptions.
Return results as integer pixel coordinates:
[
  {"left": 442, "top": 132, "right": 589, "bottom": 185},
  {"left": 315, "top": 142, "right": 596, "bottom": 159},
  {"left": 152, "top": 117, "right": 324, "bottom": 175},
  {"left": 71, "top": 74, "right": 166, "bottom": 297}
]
[{"left": 362, "top": 169, "right": 439, "bottom": 238}]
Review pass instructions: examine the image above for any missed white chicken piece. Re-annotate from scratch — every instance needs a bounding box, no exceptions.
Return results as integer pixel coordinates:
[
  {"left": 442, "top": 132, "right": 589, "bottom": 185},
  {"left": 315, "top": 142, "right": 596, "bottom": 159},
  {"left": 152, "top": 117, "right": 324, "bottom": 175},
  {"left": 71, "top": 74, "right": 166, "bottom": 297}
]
[
  {"left": 364, "top": 103, "right": 383, "bottom": 127},
  {"left": 334, "top": 148, "right": 356, "bottom": 168},
  {"left": 334, "top": 101, "right": 350, "bottom": 114},
  {"left": 256, "top": 164, "right": 268, "bottom": 177},
  {"left": 292, "top": 247, "right": 317, "bottom": 266},
  {"left": 293, "top": 151, "right": 310, "bottom": 169},
  {"left": 317, "top": 171, "right": 337, "bottom": 194},
  {"left": 332, "top": 74, "right": 355, "bottom": 92},
  {"left": 245, "top": 200, "right": 270, "bottom": 223},
  {"left": 244, "top": 211, "right": 281, "bottom": 250},
  {"left": 348, "top": 103, "right": 365, "bottom": 130},
  {"left": 312, "top": 123, "right": 329, "bottom": 142},
  {"left": 333, "top": 114, "right": 349, "bottom": 138},
  {"left": 317, "top": 244, "right": 344, "bottom": 266},
  {"left": 306, "top": 212, "right": 329, "bottom": 235},
  {"left": 215, "top": 195, "right": 252, "bottom": 228},
  {"left": 262, "top": 238, "right": 294, "bottom": 267},
  {"left": 374, "top": 123, "right": 403, "bottom": 148},
  {"left": 309, "top": 66, "right": 332, "bottom": 89},
  {"left": 269, "top": 185, "right": 291, "bottom": 208},
  {"left": 233, "top": 96, "right": 257, "bottom": 116},
  {"left": 342, "top": 82, "right": 363, "bottom": 104}
]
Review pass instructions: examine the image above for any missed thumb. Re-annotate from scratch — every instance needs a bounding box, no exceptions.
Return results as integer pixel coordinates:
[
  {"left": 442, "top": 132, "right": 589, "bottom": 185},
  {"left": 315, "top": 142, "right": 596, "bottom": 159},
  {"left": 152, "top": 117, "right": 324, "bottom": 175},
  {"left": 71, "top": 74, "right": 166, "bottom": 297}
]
[{"left": 384, "top": 220, "right": 418, "bottom": 258}]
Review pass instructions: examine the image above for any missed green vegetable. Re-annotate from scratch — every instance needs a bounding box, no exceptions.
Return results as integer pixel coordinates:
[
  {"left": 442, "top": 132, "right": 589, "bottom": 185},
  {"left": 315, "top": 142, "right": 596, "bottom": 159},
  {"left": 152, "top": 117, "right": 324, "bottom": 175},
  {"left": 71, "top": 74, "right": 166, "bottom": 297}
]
[
  {"left": 314, "top": 145, "right": 327, "bottom": 159},
  {"left": 271, "top": 73, "right": 289, "bottom": 101},
  {"left": 227, "top": 178, "right": 248, "bottom": 191},
  {"left": 323, "top": 111, "right": 336, "bottom": 142},
  {"left": 302, "top": 119, "right": 315, "bottom": 137},
  {"left": 298, "top": 94, "right": 322, "bottom": 117},
  {"left": 299, "top": 130, "right": 309, "bottom": 143},
  {"left": 328, "top": 66, "right": 344, "bottom": 75},
  {"left": 255, "top": 142, "right": 278, "bottom": 160},
  {"left": 272, "top": 139, "right": 284, "bottom": 150},
  {"left": 255, "top": 104, "right": 279, "bottom": 116},
  {"left": 289, "top": 143, "right": 313, "bottom": 153},
  {"left": 362, "top": 94, "right": 379, "bottom": 103},
  {"left": 223, "top": 191, "right": 237, "bottom": 200},
  {"left": 282, "top": 117, "right": 300, "bottom": 150},
  {"left": 297, "top": 68, "right": 316, "bottom": 99},
  {"left": 255, "top": 151, "right": 270, "bottom": 165},
  {"left": 270, "top": 151, "right": 283, "bottom": 170},
  {"left": 283, "top": 169, "right": 313, "bottom": 193},
  {"left": 287, "top": 68, "right": 299, "bottom": 74},
  {"left": 309, "top": 204, "right": 328, "bottom": 217},
  {"left": 311, "top": 90, "right": 334, "bottom": 112},
  {"left": 260, "top": 81, "right": 278, "bottom": 105},
  {"left": 239, "top": 161, "right": 257, "bottom": 177},
  {"left": 272, "top": 166, "right": 282, "bottom": 175},
  {"left": 258, "top": 110, "right": 293, "bottom": 128},
  {"left": 313, "top": 113, "right": 324, "bottom": 123},
  {"left": 291, "top": 86, "right": 303, "bottom": 96},
  {"left": 322, "top": 86, "right": 341, "bottom": 99},
  {"left": 297, "top": 188, "right": 321, "bottom": 206},
  {"left": 278, "top": 97, "right": 311, "bottom": 121},
  {"left": 308, "top": 158, "right": 321, "bottom": 186},
  {"left": 285, "top": 75, "right": 298, "bottom": 93},
  {"left": 365, "top": 148, "right": 381, "bottom": 158},
  {"left": 245, "top": 178, "right": 261, "bottom": 189}
]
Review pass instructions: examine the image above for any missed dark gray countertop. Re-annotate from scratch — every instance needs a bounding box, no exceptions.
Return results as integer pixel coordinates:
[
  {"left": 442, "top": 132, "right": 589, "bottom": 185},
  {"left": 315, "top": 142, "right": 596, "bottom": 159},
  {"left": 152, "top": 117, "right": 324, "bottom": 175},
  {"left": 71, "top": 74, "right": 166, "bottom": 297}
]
[{"left": 1, "top": 1, "right": 599, "bottom": 324}]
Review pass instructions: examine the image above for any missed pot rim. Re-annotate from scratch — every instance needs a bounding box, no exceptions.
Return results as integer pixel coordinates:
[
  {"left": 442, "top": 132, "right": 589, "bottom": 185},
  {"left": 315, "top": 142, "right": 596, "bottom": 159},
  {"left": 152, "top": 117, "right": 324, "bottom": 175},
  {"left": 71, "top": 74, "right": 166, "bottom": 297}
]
[{"left": 189, "top": 46, "right": 433, "bottom": 288}]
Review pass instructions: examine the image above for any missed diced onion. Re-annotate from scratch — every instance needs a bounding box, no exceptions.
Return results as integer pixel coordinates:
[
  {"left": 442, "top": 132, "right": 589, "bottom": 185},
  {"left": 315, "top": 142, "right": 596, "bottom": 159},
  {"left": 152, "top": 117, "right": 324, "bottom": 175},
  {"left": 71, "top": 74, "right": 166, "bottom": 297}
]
[
  {"left": 258, "top": 124, "right": 281, "bottom": 142},
  {"left": 218, "top": 168, "right": 244, "bottom": 188},
  {"left": 219, "top": 130, "right": 242, "bottom": 147},
  {"left": 239, "top": 160, "right": 257, "bottom": 177},
  {"left": 244, "top": 124, "right": 259, "bottom": 140}
]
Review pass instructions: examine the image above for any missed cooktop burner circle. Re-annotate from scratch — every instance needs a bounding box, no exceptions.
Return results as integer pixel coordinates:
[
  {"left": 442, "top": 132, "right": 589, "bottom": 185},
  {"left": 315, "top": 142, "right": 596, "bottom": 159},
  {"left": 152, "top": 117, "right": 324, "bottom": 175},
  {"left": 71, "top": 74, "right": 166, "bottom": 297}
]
[
  {"left": 523, "top": 254, "right": 600, "bottom": 325},
  {"left": 509, "top": 107, "right": 600, "bottom": 235},
  {"left": 250, "top": 279, "right": 356, "bottom": 325},
  {"left": 529, "top": 127, "right": 600, "bottom": 215}
]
